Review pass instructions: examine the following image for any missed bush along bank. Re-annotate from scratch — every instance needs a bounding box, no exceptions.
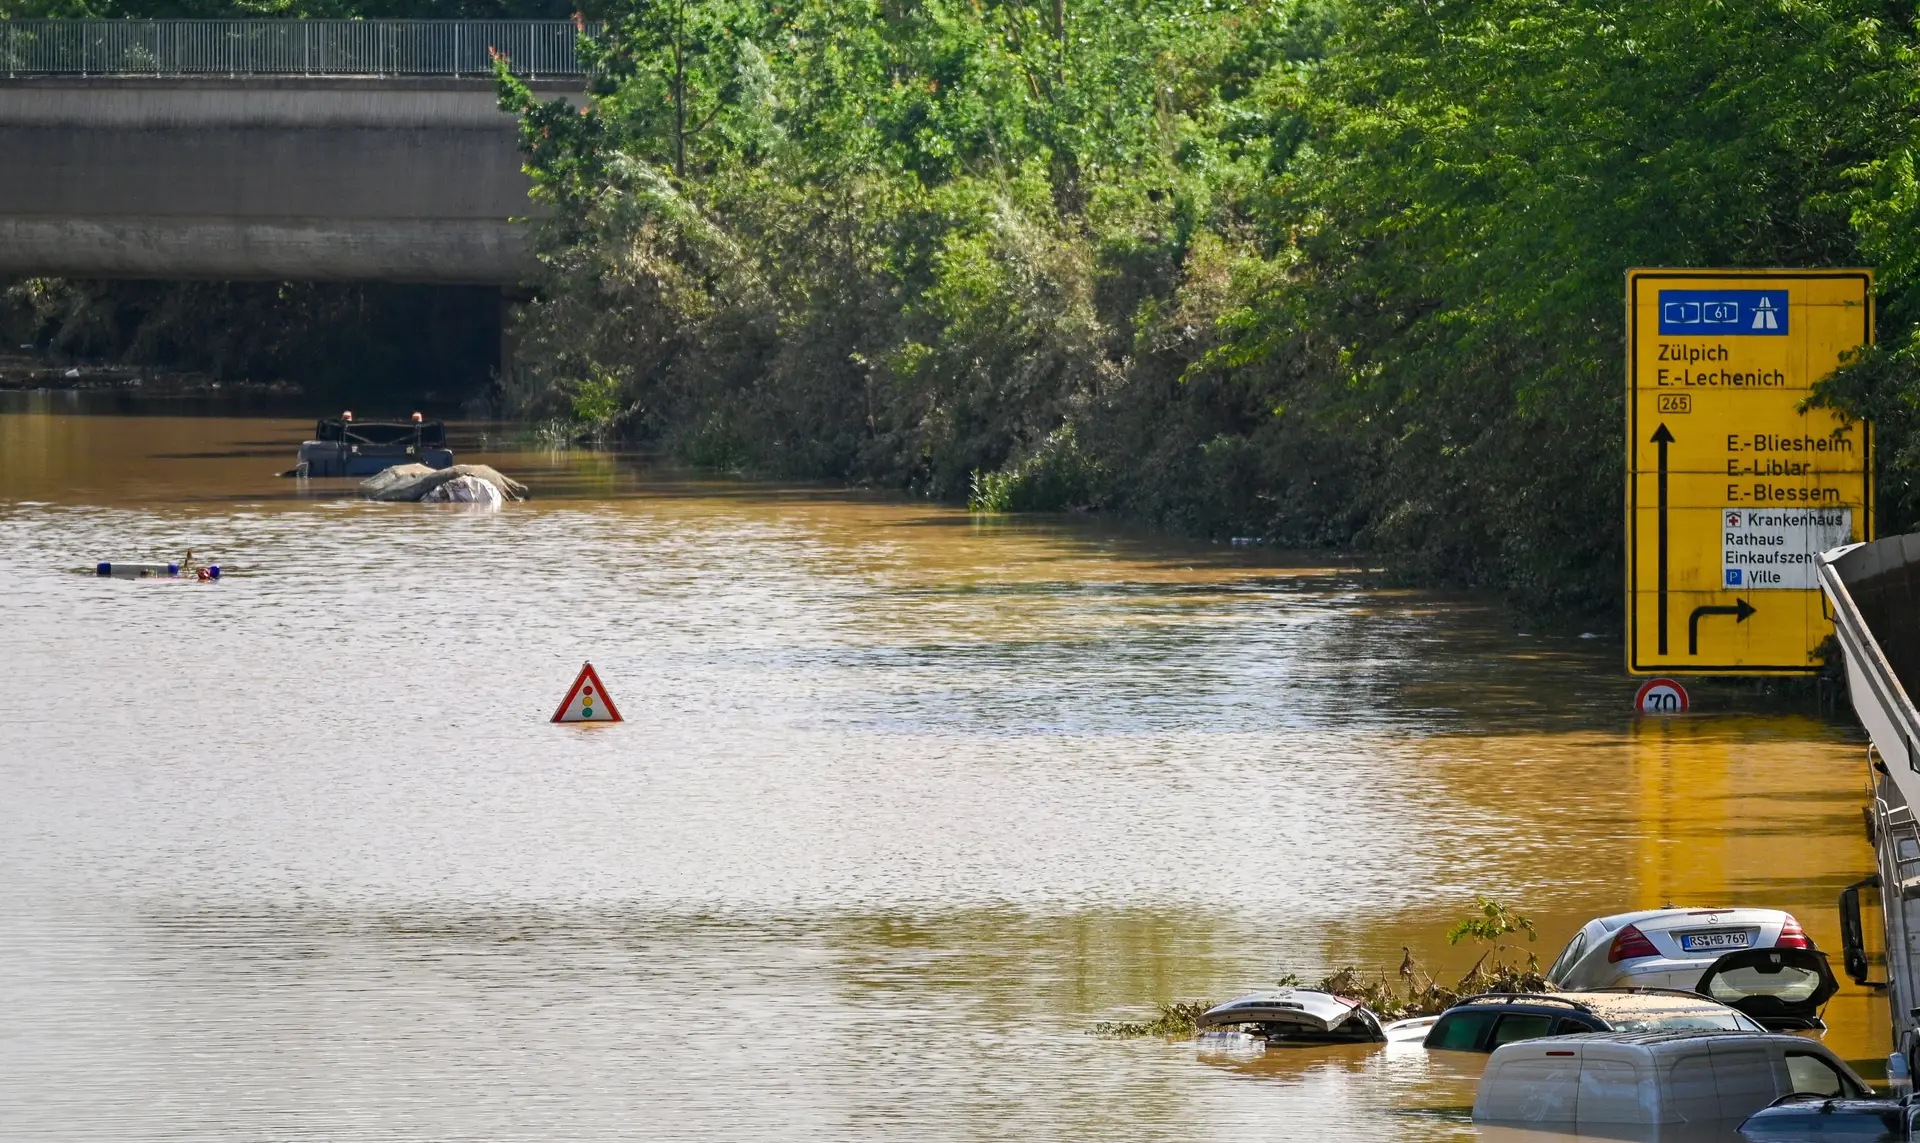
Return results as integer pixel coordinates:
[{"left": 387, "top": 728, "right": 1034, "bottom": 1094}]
[{"left": 498, "top": 0, "right": 1920, "bottom": 620}]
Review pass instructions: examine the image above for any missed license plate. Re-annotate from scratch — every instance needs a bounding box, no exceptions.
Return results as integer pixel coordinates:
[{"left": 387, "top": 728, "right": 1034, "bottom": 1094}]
[{"left": 1680, "top": 930, "right": 1751, "bottom": 952}]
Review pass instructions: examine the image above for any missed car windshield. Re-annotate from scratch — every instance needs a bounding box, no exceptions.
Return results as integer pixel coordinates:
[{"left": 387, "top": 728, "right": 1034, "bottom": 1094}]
[{"left": 1583, "top": 996, "right": 1762, "bottom": 1034}]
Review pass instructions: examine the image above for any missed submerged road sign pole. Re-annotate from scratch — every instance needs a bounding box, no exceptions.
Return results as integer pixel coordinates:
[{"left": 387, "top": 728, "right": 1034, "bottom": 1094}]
[{"left": 1626, "top": 269, "right": 1874, "bottom": 675}]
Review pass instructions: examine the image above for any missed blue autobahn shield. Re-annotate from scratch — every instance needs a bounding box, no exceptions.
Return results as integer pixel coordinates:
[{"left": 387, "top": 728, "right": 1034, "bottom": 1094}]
[{"left": 1658, "top": 289, "right": 1788, "bottom": 336}]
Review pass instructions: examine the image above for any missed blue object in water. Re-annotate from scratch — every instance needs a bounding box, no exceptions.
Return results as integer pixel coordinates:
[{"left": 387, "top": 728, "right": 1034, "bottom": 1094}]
[
  {"left": 94, "top": 560, "right": 209, "bottom": 578},
  {"left": 208, "top": 566, "right": 221, "bottom": 579}
]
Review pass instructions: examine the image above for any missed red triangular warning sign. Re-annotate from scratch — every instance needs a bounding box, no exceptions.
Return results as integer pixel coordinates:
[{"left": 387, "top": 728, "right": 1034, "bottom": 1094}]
[{"left": 551, "top": 662, "right": 622, "bottom": 723}]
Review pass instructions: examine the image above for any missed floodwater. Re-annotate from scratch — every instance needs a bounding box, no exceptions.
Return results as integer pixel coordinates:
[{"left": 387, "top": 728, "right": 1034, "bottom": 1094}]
[{"left": 0, "top": 395, "right": 1887, "bottom": 1141}]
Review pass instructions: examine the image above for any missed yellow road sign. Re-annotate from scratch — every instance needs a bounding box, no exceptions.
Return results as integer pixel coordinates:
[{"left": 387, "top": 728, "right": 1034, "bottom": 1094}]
[{"left": 1626, "top": 269, "right": 1873, "bottom": 675}]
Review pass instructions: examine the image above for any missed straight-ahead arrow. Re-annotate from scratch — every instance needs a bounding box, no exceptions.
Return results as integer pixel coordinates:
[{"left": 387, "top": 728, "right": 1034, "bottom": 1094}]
[
  {"left": 1652, "top": 423, "right": 1674, "bottom": 654},
  {"left": 1689, "top": 598, "right": 1756, "bottom": 655}
]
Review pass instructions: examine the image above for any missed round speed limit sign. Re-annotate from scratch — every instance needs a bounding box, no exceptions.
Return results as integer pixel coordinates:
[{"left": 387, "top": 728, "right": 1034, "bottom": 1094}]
[{"left": 1634, "top": 678, "right": 1690, "bottom": 715}]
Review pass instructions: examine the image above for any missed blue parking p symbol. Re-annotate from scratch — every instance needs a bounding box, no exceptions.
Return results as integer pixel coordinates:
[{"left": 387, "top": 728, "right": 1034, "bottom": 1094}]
[{"left": 1725, "top": 569, "right": 1743, "bottom": 586}]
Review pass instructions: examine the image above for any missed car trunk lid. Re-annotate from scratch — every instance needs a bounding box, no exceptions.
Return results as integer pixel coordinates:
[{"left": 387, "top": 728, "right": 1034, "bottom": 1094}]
[
  {"left": 1693, "top": 947, "right": 1839, "bottom": 1029},
  {"left": 1195, "top": 990, "right": 1380, "bottom": 1037},
  {"left": 1650, "top": 911, "right": 1761, "bottom": 959}
]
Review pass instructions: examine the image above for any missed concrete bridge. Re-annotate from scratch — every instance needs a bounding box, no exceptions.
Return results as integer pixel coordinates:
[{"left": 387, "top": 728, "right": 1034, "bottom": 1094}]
[{"left": 0, "top": 21, "right": 584, "bottom": 284}]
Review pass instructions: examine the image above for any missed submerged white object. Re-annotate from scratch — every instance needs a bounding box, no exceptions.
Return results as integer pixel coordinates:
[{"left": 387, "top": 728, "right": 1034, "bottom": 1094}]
[
  {"left": 1192, "top": 1030, "right": 1263, "bottom": 1055},
  {"left": 1381, "top": 1015, "right": 1439, "bottom": 1042},
  {"left": 420, "top": 474, "right": 504, "bottom": 505},
  {"left": 1194, "top": 989, "right": 1387, "bottom": 1043},
  {"left": 359, "top": 463, "right": 527, "bottom": 503},
  {"left": 1196, "top": 989, "right": 1364, "bottom": 1033},
  {"left": 1474, "top": 1031, "right": 1868, "bottom": 1129}
]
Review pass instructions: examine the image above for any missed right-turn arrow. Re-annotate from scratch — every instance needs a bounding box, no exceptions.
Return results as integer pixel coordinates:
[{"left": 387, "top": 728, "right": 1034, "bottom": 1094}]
[{"left": 1688, "top": 598, "right": 1756, "bottom": 655}]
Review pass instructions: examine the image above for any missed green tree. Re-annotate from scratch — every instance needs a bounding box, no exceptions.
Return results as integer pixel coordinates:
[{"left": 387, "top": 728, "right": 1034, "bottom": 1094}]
[{"left": 489, "top": 0, "right": 1920, "bottom": 617}]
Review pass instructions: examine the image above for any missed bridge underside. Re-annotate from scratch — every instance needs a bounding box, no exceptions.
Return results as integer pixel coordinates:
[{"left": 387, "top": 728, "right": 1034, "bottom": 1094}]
[
  {"left": 0, "top": 76, "right": 571, "bottom": 284},
  {"left": 0, "top": 216, "right": 526, "bottom": 282}
]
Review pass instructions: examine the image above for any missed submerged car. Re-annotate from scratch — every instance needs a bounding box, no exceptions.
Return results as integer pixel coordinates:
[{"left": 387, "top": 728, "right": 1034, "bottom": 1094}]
[
  {"left": 1475, "top": 1031, "right": 1872, "bottom": 1131},
  {"left": 291, "top": 413, "right": 453, "bottom": 478},
  {"left": 1423, "top": 989, "right": 1767, "bottom": 1052},
  {"left": 1547, "top": 907, "right": 1815, "bottom": 991},
  {"left": 1199, "top": 948, "right": 1834, "bottom": 1054},
  {"left": 1195, "top": 989, "right": 1388, "bottom": 1043},
  {"left": 1429, "top": 948, "right": 1836, "bottom": 1046},
  {"left": 1740, "top": 1097, "right": 1911, "bottom": 1141}
]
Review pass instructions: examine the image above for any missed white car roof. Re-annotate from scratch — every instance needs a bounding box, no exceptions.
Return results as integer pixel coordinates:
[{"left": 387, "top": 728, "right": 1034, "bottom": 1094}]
[
  {"left": 1588, "top": 907, "right": 1788, "bottom": 932},
  {"left": 1493, "top": 1029, "right": 1814, "bottom": 1059}
]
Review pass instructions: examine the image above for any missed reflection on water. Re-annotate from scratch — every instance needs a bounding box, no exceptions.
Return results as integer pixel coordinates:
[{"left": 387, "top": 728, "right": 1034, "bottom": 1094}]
[{"left": 0, "top": 403, "right": 1881, "bottom": 1140}]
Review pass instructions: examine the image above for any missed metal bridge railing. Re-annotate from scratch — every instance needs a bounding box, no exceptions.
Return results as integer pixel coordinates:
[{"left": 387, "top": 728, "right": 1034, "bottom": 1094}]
[{"left": 0, "top": 19, "right": 597, "bottom": 78}]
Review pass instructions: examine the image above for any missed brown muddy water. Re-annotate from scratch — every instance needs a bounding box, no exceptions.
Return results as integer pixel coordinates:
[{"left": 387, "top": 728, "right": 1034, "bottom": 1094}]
[{"left": 0, "top": 395, "right": 1888, "bottom": 1141}]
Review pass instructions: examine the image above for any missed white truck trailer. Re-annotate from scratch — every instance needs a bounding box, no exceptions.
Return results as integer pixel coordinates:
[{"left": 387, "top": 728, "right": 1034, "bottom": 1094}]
[{"left": 1818, "top": 534, "right": 1920, "bottom": 1090}]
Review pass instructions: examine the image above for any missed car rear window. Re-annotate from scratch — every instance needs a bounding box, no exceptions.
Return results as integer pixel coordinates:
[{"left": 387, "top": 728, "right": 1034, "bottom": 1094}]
[
  {"left": 1425, "top": 1010, "right": 1497, "bottom": 1051},
  {"left": 1701, "top": 961, "right": 1829, "bottom": 1005}
]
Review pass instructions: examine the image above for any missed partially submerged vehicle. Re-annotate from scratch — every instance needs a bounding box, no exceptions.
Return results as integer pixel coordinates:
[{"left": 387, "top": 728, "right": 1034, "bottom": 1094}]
[
  {"left": 1193, "top": 955, "right": 1825, "bottom": 1054},
  {"left": 1423, "top": 988, "right": 1767, "bottom": 1053},
  {"left": 1547, "top": 907, "right": 1818, "bottom": 992},
  {"left": 1195, "top": 990, "right": 1389, "bottom": 1043},
  {"left": 288, "top": 413, "right": 452, "bottom": 478},
  {"left": 1474, "top": 1031, "right": 1871, "bottom": 1133},
  {"left": 1740, "top": 1096, "right": 1912, "bottom": 1141},
  {"left": 1200, "top": 940, "right": 1833, "bottom": 1045}
]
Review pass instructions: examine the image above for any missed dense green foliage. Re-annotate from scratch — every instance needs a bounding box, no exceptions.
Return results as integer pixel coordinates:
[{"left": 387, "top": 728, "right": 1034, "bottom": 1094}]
[
  {"left": 8, "top": 0, "right": 1918, "bottom": 614},
  {"left": 499, "top": 0, "right": 1920, "bottom": 616}
]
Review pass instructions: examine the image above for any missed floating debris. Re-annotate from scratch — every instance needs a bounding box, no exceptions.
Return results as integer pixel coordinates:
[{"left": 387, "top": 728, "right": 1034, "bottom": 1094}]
[
  {"left": 92, "top": 550, "right": 222, "bottom": 580},
  {"left": 360, "top": 463, "right": 528, "bottom": 503}
]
